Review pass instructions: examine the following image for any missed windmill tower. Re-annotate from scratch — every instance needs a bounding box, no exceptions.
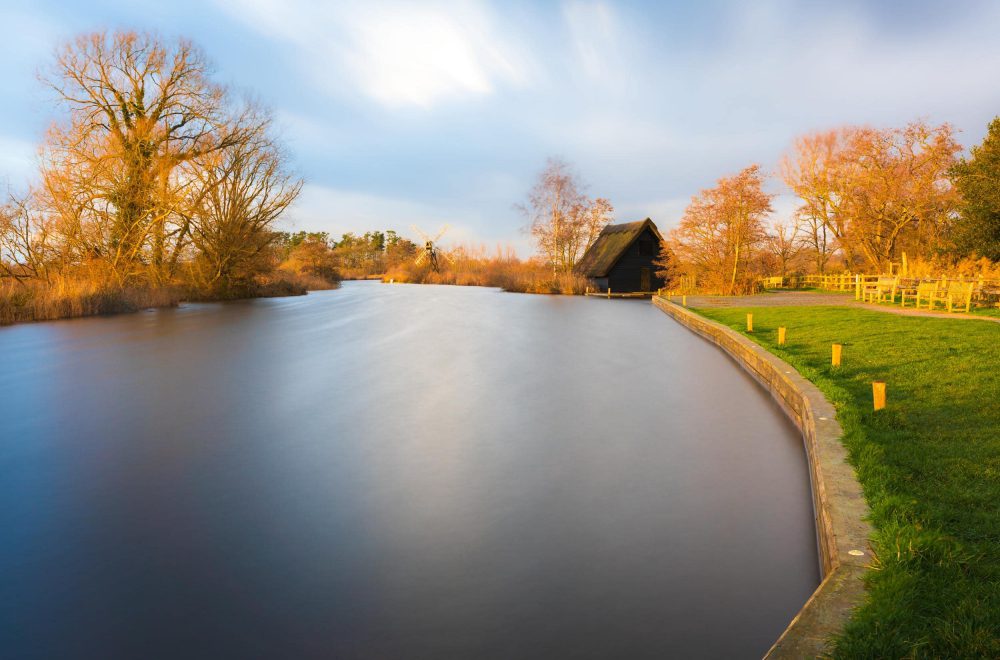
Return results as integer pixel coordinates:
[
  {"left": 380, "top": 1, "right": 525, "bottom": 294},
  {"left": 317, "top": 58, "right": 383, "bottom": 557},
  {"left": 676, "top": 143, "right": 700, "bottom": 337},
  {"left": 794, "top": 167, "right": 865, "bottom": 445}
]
[{"left": 411, "top": 225, "right": 451, "bottom": 272}]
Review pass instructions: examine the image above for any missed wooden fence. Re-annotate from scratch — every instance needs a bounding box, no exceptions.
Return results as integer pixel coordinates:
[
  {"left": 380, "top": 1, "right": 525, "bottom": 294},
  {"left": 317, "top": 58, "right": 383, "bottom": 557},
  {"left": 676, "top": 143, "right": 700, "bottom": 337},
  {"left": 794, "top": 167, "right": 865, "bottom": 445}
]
[
  {"left": 762, "top": 273, "right": 1000, "bottom": 307},
  {"left": 762, "top": 274, "right": 856, "bottom": 291}
]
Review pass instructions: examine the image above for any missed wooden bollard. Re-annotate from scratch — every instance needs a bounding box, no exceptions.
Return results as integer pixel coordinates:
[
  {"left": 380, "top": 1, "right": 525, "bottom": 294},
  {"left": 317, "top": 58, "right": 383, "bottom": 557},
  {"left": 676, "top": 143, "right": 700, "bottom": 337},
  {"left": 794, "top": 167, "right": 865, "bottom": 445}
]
[
  {"left": 872, "top": 381, "right": 886, "bottom": 411},
  {"left": 832, "top": 343, "right": 842, "bottom": 367},
  {"left": 746, "top": 313, "right": 753, "bottom": 332},
  {"left": 682, "top": 295, "right": 687, "bottom": 307},
  {"left": 607, "top": 287, "right": 611, "bottom": 299},
  {"left": 778, "top": 327, "right": 786, "bottom": 345}
]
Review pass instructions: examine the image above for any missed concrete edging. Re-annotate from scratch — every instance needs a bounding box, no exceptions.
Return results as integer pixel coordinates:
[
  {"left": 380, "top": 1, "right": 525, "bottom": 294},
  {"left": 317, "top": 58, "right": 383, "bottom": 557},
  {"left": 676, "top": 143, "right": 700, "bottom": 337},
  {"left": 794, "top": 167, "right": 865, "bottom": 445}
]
[{"left": 652, "top": 296, "right": 872, "bottom": 659}]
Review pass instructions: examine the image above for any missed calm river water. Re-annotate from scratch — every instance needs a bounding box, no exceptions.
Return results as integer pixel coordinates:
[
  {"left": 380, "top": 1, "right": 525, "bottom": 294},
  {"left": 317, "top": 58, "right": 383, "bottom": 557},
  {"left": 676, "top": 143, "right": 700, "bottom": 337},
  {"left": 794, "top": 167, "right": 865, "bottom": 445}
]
[{"left": 0, "top": 281, "right": 818, "bottom": 659}]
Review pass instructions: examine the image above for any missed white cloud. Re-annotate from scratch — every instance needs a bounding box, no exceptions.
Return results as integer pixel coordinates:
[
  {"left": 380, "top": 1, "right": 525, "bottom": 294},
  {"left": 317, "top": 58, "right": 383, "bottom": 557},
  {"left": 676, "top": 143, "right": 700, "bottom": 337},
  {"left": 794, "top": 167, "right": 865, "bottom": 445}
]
[
  {"left": 616, "top": 197, "right": 690, "bottom": 233},
  {"left": 214, "top": 0, "right": 530, "bottom": 107},
  {"left": 563, "top": 1, "right": 621, "bottom": 82}
]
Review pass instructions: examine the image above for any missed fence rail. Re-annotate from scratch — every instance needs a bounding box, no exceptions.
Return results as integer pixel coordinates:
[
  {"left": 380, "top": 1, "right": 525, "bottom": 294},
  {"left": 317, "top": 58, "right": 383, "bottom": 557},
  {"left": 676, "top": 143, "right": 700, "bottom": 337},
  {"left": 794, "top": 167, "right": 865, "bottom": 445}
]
[
  {"left": 762, "top": 274, "right": 856, "bottom": 291},
  {"left": 761, "top": 273, "right": 1000, "bottom": 307}
]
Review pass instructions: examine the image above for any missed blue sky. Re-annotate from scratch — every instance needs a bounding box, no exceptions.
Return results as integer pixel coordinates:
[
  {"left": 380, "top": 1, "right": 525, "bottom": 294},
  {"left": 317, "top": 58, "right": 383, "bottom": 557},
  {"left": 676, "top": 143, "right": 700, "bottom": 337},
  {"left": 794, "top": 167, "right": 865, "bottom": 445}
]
[{"left": 2, "top": 0, "right": 999, "bottom": 254}]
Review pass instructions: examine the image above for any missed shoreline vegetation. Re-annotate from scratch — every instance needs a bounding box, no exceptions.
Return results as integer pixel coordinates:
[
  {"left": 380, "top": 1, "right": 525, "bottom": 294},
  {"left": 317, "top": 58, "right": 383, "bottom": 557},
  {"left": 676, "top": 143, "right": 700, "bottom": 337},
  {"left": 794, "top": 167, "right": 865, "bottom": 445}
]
[
  {"left": 0, "top": 269, "right": 339, "bottom": 327},
  {"left": 0, "top": 32, "right": 343, "bottom": 328},
  {"left": 694, "top": 305, "right": 1000, "bottom": 658},
  {"left": 381, "top": 252, "right": 591, "bottom": 295}
]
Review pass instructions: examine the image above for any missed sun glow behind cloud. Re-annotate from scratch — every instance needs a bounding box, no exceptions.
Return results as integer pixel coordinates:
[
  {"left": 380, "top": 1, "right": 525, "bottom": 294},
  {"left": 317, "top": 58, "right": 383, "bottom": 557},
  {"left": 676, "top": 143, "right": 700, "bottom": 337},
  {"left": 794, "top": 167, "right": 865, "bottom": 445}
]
[
  {"left": 343, "top": 6, "right": 525, "bottom": 107},
  {"left": 216, "top": 0, "right": 528, "bottom": 108}
]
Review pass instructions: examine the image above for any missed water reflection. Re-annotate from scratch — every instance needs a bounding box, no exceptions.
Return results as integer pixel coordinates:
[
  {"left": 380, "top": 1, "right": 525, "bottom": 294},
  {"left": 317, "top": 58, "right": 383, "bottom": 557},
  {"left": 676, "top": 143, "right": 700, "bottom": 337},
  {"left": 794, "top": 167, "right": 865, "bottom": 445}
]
[{"left": 0, "top": 282, "right": 818, "bottom": 658}]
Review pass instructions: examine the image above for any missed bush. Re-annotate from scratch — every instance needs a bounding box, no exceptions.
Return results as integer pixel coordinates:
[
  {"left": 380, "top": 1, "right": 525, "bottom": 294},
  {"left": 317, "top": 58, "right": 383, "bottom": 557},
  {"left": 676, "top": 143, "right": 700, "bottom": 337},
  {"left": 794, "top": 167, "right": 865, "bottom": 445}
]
[
  {"left": 382, "top": 250, "right": 590, "bottom": 295},
  {"left": 0, "top": 277, "right": 179, "bottom": 326}
]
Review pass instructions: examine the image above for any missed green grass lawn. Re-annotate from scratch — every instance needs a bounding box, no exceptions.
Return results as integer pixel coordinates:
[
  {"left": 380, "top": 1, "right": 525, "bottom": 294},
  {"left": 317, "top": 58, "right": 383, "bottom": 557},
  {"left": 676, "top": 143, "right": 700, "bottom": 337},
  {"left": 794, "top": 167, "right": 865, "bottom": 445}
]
[
  {"left": 694, "top": 306, "right": 1000, "bottom": 658},
  {"left": 972, "top": 306, "right": 1000, "bottom": 319}
]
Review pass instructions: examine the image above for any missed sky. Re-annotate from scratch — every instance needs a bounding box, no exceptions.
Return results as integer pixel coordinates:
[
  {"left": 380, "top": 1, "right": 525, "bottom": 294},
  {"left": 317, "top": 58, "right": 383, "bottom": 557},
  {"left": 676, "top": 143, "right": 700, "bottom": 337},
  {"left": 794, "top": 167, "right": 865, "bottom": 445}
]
[{"left": 1, "top": 0, "right": 999, "bottom": 255}]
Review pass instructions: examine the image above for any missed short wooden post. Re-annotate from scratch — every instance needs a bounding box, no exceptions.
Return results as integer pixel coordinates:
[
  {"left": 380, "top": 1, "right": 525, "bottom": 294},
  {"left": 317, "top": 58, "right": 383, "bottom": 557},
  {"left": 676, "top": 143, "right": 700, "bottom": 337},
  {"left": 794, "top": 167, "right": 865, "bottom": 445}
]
[
  {"left": 832, "top": 343, "right": 842, "bottom": 367},
  {"left": 682, "top": 295, "right": 687, "bottom": 307},
  {"left": 608, "top": 287, "right": 611, "bottom": 299},
  {"left": 778, "top": 327, "right": 786, "bottom": 345},
  {"left": 586, "top": 286, "right": 590, "bottom": 295},
  {"left": 855, "top": 274, "right": 861, "bottom": 301},
  {"left": 746, "top": 313, "right": 753, "bottom": 332},
  {"left": 872, "top": 381, "right": 886, "bottom": 411}
]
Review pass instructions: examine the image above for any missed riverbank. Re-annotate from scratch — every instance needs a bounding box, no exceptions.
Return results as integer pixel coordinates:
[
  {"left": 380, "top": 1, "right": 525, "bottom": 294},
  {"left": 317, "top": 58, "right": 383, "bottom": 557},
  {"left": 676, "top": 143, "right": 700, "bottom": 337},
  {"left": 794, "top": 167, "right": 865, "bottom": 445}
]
[
  {"left": 691, "top": 304, "right": 1000, "bottom": 658},
  {"left": 652, "top": 297, "right": 870, "bottom": 659},
  {"left": 0, "top": 272, "right": 338, "bottom": 327}
]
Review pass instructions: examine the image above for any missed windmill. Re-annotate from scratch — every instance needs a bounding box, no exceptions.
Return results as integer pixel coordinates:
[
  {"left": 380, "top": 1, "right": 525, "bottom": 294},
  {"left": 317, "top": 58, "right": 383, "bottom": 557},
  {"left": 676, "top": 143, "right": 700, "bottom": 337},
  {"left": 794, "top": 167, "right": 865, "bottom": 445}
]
[{"left": 411, "top": 224, "right": 451, "bottom": 272}]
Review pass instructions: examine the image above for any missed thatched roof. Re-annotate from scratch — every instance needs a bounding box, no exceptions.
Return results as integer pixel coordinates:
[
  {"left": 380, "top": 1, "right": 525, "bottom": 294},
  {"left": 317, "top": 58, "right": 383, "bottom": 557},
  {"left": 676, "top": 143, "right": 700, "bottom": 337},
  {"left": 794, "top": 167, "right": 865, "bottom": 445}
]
[{"left": 574, "top": 218, "right": 663, "bottom": 278}]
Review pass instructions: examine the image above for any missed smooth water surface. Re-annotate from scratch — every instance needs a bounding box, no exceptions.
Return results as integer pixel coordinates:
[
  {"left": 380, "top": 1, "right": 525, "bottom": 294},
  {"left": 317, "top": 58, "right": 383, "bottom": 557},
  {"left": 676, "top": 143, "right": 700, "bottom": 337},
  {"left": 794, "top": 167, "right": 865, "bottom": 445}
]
[{"left": 0, "top": 281, "right": 818, "bottom": 658}]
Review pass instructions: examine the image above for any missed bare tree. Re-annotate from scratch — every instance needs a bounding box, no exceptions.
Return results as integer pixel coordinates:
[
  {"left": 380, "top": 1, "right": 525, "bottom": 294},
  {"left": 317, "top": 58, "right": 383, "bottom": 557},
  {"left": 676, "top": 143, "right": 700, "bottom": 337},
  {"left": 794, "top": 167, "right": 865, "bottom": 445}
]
[
  {"left": 520, "top": 159, "right": 612, "bottom": 272},
  {"left": 579, "top": 197, "right": 615, "bottom": 259},
  {"left": 41, "top": 31, "right": 250, "bottom": 285},
  {"left": 796, "top": 211, "right": 834, "bottom": 274},
  {"left": 765, "top": 219, "right": 803, "bottom": 278},
  {"left": 0, "top": 190, "right": 54, "bottom": 283},
  {"left": 187, "top": 117, "right": 302, "bottom": 293},
  {"left": 671, "top": 165, "right": 773, "bottom": 294},
  {"left": 781, "top": 129, "right": 854, "bottom": 267}
]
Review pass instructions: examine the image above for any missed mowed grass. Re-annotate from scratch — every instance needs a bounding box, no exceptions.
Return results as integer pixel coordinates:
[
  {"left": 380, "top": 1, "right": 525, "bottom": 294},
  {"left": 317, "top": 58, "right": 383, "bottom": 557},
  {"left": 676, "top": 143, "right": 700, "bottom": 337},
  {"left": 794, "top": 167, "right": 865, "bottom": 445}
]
[
  {"left": 694, "top": 306, "right": 1000, "bottom": 658},
  {"left": 972, "top": 306, "right": 1000, "bottom": 319}
]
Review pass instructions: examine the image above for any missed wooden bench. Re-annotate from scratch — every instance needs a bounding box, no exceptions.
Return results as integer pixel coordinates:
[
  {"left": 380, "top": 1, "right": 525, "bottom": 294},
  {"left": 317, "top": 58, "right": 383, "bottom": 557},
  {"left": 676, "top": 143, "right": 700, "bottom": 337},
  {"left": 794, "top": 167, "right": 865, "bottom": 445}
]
[
  {"left": 863, "top": 276, "right": 898, "bottom": 303},
  {"left": 900, "top": 281, "right": 938, "bottom": 309},
  {"left": 929, "top": 281, "right": 975, "bottom": 313}
]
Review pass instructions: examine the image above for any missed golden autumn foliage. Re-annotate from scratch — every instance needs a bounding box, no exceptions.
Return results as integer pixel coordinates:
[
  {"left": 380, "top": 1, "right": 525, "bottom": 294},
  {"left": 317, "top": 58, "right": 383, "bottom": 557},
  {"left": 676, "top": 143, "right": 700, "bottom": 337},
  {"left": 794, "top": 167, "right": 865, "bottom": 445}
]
[
  {"left": 521, "top": 159, "right": 614, "bottom": 273},
  {"left": 384, "top": 244, "right": 590, "bottom": 294},
  {"left": 1, "top": 30, "right": 316, "bottom": 323},
  {"left": 670, "top": 164, "right": 773, "bottom": 295},
  {"left": 782, "top": 121, "right": 960, "bottom": 272}
]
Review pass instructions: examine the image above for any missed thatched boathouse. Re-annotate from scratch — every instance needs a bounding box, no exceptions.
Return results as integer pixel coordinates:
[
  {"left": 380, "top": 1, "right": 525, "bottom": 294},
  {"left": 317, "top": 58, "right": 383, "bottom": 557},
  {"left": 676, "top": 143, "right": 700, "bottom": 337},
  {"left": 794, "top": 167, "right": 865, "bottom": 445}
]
[{"left": 575, "top": 218, "right": 665, "bottom": 293}]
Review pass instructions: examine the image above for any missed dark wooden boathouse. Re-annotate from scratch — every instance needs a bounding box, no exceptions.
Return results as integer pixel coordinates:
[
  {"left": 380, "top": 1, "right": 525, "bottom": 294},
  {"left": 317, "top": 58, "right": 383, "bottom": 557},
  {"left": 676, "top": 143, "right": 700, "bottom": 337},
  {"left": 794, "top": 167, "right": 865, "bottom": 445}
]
[{"left": 575, "top": 218, "right": 665, "bottom": 293}]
